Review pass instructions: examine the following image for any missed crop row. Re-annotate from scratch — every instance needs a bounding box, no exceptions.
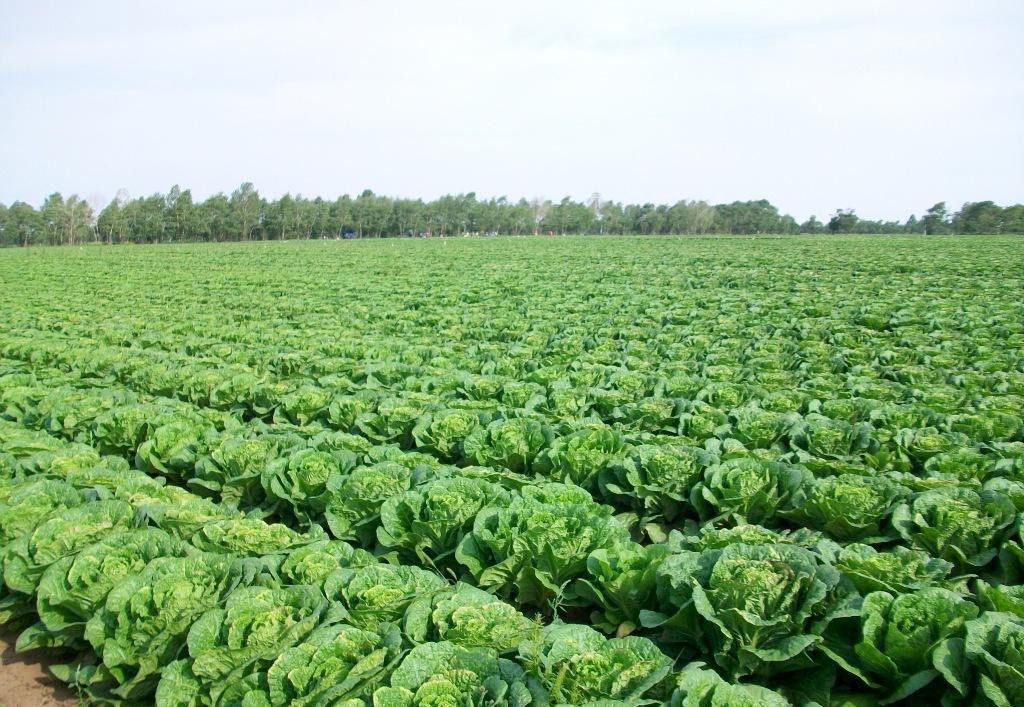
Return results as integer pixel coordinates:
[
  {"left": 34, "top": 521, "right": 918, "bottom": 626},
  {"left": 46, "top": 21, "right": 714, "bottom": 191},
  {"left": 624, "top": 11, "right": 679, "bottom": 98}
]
[
  {"left": 2, "top": 321, "right": 1022, "bottom": 442},
  {"left": 2, "top": 237, "right": 1023, "bottom": 706},
  {"left": 2, "top": 358, "right": 1024, "bottom": 703},
  {"left": 1, "top": 419, "right": 725, "bottom": 706}
]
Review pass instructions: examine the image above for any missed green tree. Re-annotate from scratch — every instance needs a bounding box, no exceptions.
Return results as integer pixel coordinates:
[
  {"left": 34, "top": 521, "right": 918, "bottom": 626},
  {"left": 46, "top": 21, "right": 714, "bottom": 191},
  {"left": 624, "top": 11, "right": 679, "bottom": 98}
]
[
  {"left": 953, "top": 201, "right": 1004, "bottom": 234},
  {"left": 550, "top": 197, "right": 592, "bottom": 234},
  {"left": 329, "top": 195, "right": 353, "bottom": 237},
  {"left": 4, "top": 201, "right": 43, "bottom": 246},
  {"left": 509, "top": 199, "right": 533, "bottom": 235},
  {"left": 393, "top": 198, "right": 425, "bottom": 236},
  {"left": 40, "top": 193, "right": 66, "bottom": 245},
  {"left": 800, "top": 216, "right": 825, "bottom": 234},
  {"left": 827, "top": 209, "right": 858, "bottom": 234},
  {"left": 37, "top": 192, "right": 93, "bottom": 245},
  {"left": 21, "top": 184, "right": 1024, "bottom": 242},
  {"left": 921, "top": 202, "right": 950, "bottom": 235},
  {"left": 197, "top": 194, "right": 232, "bottom": 242},
  {"left": 166, "top": 185, "right": 196, "bottom": 241},
  {"left": 1002, "top": 204, "right": 1024, "bottom": 234},
  {"left": 530, "top": 198, "right": 551, "bottom": 235},
  {"left": 598, "top": 200, "right": 625, "bottom": 234},
  {"left": 97, "top": 191, "right": 132, "bottom": 243},
  {"left": 713, "top": 200, "right": 786, "bottom": 234},
  {"left": 352, "top": 189, "right": 377, "bottom": 237},
  {"left": 230, "top": 182, "right": 262, "bottom": 240},
  {"left": 668, "top": 200, "right": 715, "bottom": 234}
]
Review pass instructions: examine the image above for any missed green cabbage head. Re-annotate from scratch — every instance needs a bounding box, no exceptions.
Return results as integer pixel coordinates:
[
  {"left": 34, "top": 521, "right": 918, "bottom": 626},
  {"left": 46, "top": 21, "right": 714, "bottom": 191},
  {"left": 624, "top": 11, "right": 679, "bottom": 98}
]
[
  {"left": 403, "top": 583, "right": 535, "bottom": 653},
  {"left": 668, "top": 663, "right": 790, "bottom": 707},
  {"left": 322, "top": 564, "right": 448, "bottom": 630},
  {"left": 690, "top": 458, "right": 811, "bottom": 526},
  {"left": 781, "top": 473, "right": 908, "bottom": 543},
  {"left": 962, "top": 611, "right": 1024, "bottom": 707},
  {"left": 463, "top": 417, "right": 553, "bottom": 473},
  {"left": 641, "top": 543, "right": 858, "bottom": 679},
  {"left": 227, "top": 623, "right": 400, "bottom": 707},
  {"left": 374, "top": 641, "right": 532, "bottom": 707},
  {"left": 82, "top": 553, "right": 245, "bottom": 701},
  {"left": 456, "top": 493, "right": 630, "bottom": 610},
  {"left": 823, "top": 587, "right": 976, "bottom": 702},
  {"left": 377, "top": 477, "right": 510, "bottom": 572},
  {"left": 891, "top": 486, "right": 1017, "bottom": 570},
  {"left": 534, "top": 425, "right": 628, "bottom": 491},
  {"left": 598, "top": 444, "right": 714, "bottom": 525},
  {"left": 3, "top": 499, "right": 141, "bottom": 596},
  {"left": 278, "top": 539, "right": 377, "bottom": 586},
  {"left": 155, "top": 585, "right": 328, "bottom": 705},
  {"left": 517, "top": 623, "right": 673, "bottom": 706},
  {"left": 829, "top": 543, "right": 962, "bottom": 596},
  {"left": 32, "top": 528, "right": 187, "bottom": 651}
]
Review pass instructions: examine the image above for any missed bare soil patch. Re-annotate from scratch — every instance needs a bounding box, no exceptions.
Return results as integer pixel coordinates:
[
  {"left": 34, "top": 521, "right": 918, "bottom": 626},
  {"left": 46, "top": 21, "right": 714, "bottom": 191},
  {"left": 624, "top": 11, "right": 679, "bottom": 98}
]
[{"left": 0, "top": 629, "right": 80, "bottom": 706}]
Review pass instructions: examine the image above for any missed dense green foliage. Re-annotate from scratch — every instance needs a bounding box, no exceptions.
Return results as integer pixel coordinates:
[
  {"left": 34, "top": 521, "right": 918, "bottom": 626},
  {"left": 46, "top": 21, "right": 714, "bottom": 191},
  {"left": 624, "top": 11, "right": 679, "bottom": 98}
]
[
  {"left": 0, "top": 235, "right": 1021, "bottom": 705},
  {"left": 2, "top": 186, "right": 1022, "bottom": 245}
]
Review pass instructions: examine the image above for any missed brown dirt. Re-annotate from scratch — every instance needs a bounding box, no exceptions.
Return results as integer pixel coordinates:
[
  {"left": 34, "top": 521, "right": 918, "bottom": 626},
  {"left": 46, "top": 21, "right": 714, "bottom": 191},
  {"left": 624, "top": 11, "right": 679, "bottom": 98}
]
[{"left": 0, "top": 629, "right": 81, "bottom": 707}]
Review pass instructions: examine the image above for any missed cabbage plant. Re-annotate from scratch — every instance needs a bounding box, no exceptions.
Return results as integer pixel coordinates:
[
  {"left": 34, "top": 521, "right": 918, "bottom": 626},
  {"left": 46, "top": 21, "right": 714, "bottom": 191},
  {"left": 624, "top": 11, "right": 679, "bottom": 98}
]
[
  {"left": 31, "top": 528, "right": 188, "bottom": 650},
  {"left": 322, "top": 564, "right": 448, "bottom": 630},
  {"left": 729, "top": 405, "right": 791, "bottom": 450},
  {"left": 668, "top": 663, "right": 790, "bottom": 706},
  {"left": 534, "top": 425, "right": 628, "bottom": 490},
  {"left": 82, "top": 553, "right": 246, "bottom": 700},
  {"left": 262, "top": 447, "right": 356, "bottom": 524},
  {"left": 642, "top": 543, "right": 859, "bottom": 678},
  {"left": 829, "top": 543, "right": 963, "bottom": 596},
  {"left": 117, "top": 481, "right": 237, "bottom": 539},
  {"left": 411, "top": 408, "right": 488, "bottom": 462},
  {"left": 976, "top": 580, "right": 1024, "bottom": 619},
  {"left": 787, "top": 413, "right": 876, "bottom": 463},
  {"left": 0, "top": 479, "right": 83, "bottom": 549},
  {"left": 324, "top": 461, "right": 416, "bottom": 544},
  {"left": 135, "top": 418, "right": 212, "bottom": 478},
  {"left": 354, "top": 395, "right": 436, "bottom": 446},
  {"left": 577, "top": 541, "right": 669, "bottom": 636},
  {"left": 891, "top": 486, "right": 1017, "bottom": 570},
  {"left": 456, "top": 493, "right": 630, "bottom": 610},
  {"left": 781, "top": 473, "right": 908, "bottom": 542},
  {"left": 999, "top": 527, "right": 1024, "bottom": 584},
  {"left": 517, "top": 622, "right": 673, "bottom": 705},
  {"left": 190, "top": 435, "right": 281, "bottom": 508},
  {"left": 89, "top": 405, "right": 152, "bottom": 455},
  {"left": 376, "top": 477, "right": 510, "bottom": 572},
  {"left": 962, "top": 611, "right": 1024, "bottom": 707},
  {"left": 3, "top": 499, "right": 140, "bottom": 597},
  {"left": 278, "top": 538, "right": 377, "bottom": 586},
  {"left": 403, "top": 583, "right": 535, "bottom": 652},
  {"left": 274, "top": 384, "right": 332, "bottom": 425},
  {"left": 155, "top": 585, "right": 328, "bottom": 705},
  {"left": 374, "top": 641, "right": 532, "bottom": 707},
  {"left": 823, "top": 587, "right": 976, "bottom": 701},
  {"left": 667, "top": 524, "right": 824, "bottom": 553},
  {"left": 463, "top": 417, "right": 553, "bottom": 473},
  {"left": 689, "top": 458, "right": 811, "bottom": 526},
  {"left": 219, "top": 622, "right": 401, "bottom": 706},
  {"left": 598, "top": 444, "right": 714, "bottom": 525}
]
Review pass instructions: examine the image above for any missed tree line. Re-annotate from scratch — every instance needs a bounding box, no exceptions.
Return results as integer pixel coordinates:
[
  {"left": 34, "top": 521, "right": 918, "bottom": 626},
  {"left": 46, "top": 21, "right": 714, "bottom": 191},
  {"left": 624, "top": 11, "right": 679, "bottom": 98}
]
[{"left": 0, "top": 184, "right": 1021, "bottom": 246}]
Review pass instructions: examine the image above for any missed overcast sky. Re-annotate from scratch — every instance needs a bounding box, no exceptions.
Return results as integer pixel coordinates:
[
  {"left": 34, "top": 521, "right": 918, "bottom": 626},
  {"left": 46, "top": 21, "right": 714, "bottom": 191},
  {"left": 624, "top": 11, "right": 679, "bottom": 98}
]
[{"left": 1, "top": 1, "right": 1021, "bottom": 221}]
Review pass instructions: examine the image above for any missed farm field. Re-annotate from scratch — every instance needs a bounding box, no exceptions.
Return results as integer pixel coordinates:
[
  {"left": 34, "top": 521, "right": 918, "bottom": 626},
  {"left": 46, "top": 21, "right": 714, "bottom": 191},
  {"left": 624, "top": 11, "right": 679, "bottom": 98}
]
[{"left": 0, "top": 234, "right": 1022, "bottom": 705}]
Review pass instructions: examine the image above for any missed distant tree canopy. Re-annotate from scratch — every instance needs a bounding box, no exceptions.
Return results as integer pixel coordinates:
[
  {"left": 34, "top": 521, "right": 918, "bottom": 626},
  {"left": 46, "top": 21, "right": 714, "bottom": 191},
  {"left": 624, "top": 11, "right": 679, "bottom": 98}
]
[{"left": 0, "top": 185, "right": 1020, "bottom": 245}]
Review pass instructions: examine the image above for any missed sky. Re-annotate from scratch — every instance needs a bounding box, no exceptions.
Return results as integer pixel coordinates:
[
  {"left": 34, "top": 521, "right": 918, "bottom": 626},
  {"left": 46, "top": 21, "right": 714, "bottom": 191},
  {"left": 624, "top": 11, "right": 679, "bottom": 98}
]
[{"left": 1, "top": 1, "right": 1021, "bottom": 222}]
